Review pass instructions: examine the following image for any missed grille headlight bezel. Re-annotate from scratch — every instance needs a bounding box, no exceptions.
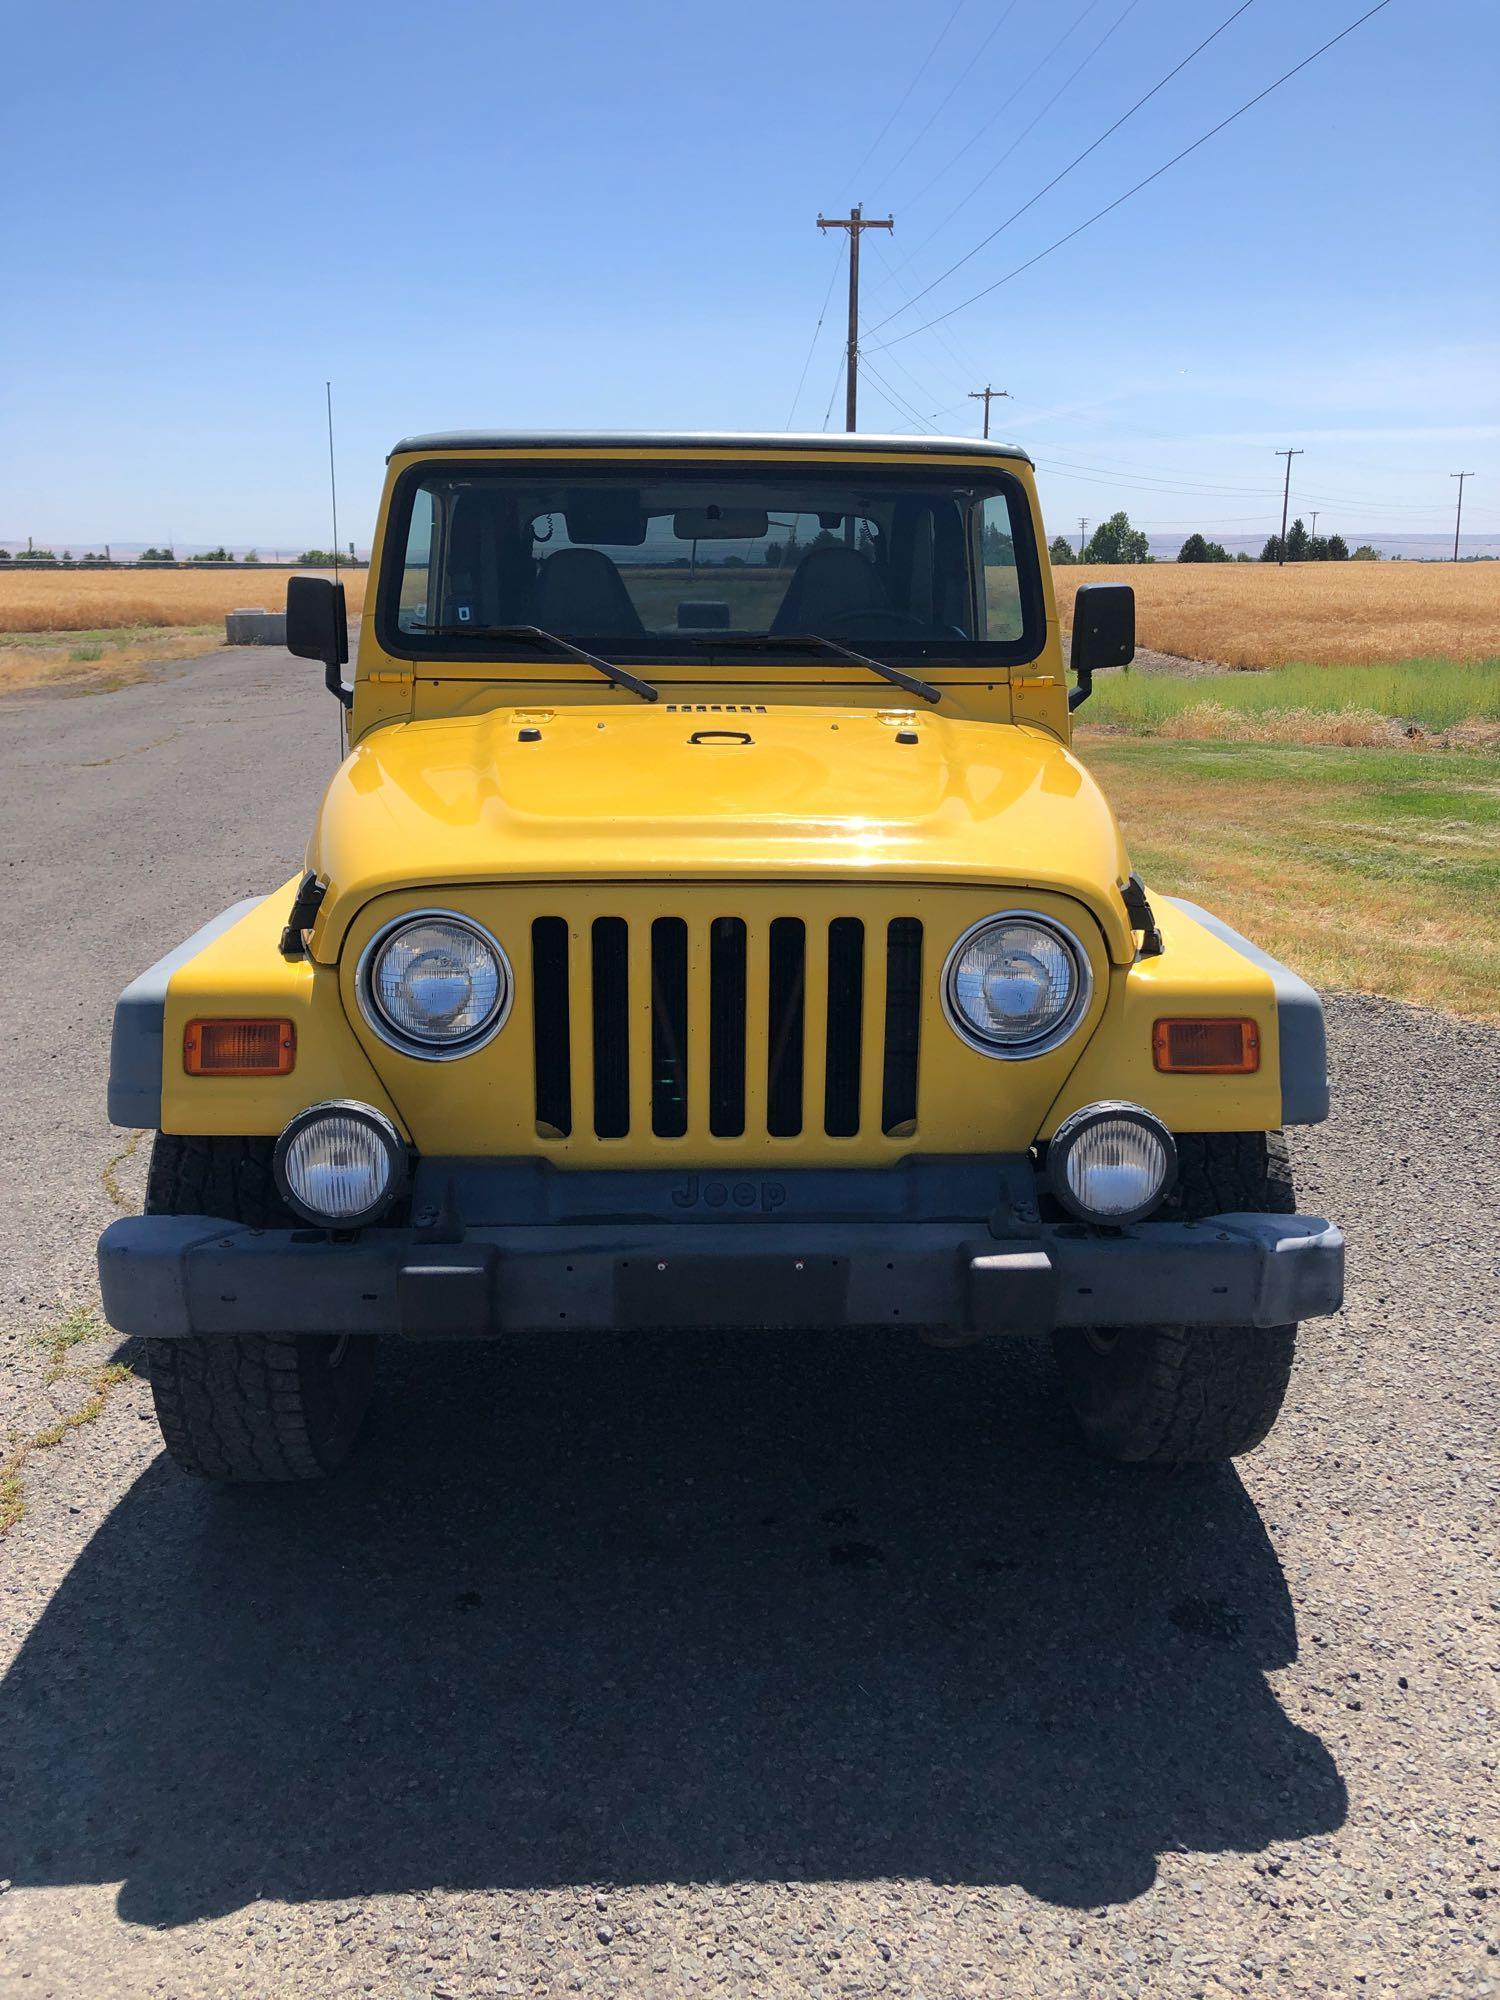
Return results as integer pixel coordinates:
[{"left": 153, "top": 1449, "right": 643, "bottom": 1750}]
[
  {"left": 357, "top": 909, "right": 512, "bottom": 1060},
  {"left": 1047, "top": 1100, "right": 1177, "bottom": 1225},
  {"left": 273, "top": 1099, "right": 407, "bottom": 1228},
  {"left": 941, "top": 910, "right": 1093, "bottom": 1059}
]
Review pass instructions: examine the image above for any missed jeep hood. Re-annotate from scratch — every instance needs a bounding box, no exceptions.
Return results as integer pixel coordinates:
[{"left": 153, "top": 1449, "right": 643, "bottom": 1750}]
[{"left": 307, "top": 704, "right": 1136, "bottom": 962}]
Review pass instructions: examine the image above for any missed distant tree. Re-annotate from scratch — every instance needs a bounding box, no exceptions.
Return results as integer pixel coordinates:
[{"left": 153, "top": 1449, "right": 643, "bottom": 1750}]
[
  {"left": 296, "top": 549, "right": 343, "bottom": 566},
  {"left": 1048, "top": 535, "right": 1076, "bottom": 566},
  {"left": 243, "top": 549, "right": 261, "bottom": 564},
  {"left": 0, "top": 549, "right": 11, "bottom": 561},
  {"left": 1259, "top": 535, "right": 1282, "bottom": 562},
  {"left": 809, "top": 529, "right": 841, "bottom": 553},
  {"left": 763, "top": 541, "right": 783, "bottom": 568},
  {"left": 1326, "top": 534, "right": 1349, "bottom": 561},
  {"left": 1284, "top": 517, "right": 1311, "bottom": 563},
  {"left": 1178, "top": 532, "right": 1231, "bottom": 563},
  {"left": 139, "top": 546, "right": 174, "bottom": 562},
  {"left": 25, "top": 548, "right": 58, "bottom": 563},
  {"left": 190, "top": 546, "right": 232, "bottom": 564},
  {"left": 1305, "top": 535, "right": 1329, "bottom": 562},
  {"left": 1350, "top": 543, "right": 1381, "bottom": 561},
  {"left": 1083, "top": 510, "right": 1150, "bottom": 564},
  {"left": 982, "top": 522, "right": 1016, "bottom": 566}
]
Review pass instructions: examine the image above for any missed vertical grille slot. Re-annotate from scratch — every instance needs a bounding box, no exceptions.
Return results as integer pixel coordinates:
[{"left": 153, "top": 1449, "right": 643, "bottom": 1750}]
[
  {"left": 709, "top": 918, "right": 747, "bottom": 1137},
  {"left": 881, "top": 918, "right": 923, "bottom": 1136},
  {"left": 766, "top": 917, "right": 806, "bottom": 1137},
  {"left": 651, "top": 917, "right": 689, "bottom": 1137},
  {"left": 823, "top": 917, "right": 865, "bottom": 1137},
  {"left": 591, "top": 916, "right": 630, "bottom": 1138},
  {"left": 531, "top": 916, "right": 572, "bottom": 1137}
]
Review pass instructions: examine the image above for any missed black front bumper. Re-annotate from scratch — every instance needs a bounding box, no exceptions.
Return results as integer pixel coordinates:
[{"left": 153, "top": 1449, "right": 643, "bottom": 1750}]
[{"left": 98, "top": 1156, "right": 1342, "bottom": 1342}]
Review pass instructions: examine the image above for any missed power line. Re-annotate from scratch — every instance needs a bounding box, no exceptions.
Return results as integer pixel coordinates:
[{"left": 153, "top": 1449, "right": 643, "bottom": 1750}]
[
  {"left": 871, "top": 1, "right": 1023, "bottom": 197},
  {"left": 895, "top": 0, "right": 1151, "bottom": 292},
  {"left": 870, "top": 0, "right": 1395, "bottom": 351},
  {"left": 785, "top": 234, "right": 847, "bottom": 428},
  {"left": 859, "top": 358, "right": 939, "bottom": 432},
  {"left": 868, "top": 0, "right": 1256, "bottom": 338},
  {"left": 847, "top": 0, "right": 966, "bottom": 193},
  {"left": 898, "top": 0, "right": 1107, "bottom": 221}
]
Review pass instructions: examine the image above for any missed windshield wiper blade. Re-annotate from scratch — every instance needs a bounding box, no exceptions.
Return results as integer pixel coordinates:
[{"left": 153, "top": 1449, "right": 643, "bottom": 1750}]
[
  {"left": 419, "top": 623, "right": 658, "bottom": 702},
  {"left": 709, "top": 632, "right": 940, "bottom": 705}
]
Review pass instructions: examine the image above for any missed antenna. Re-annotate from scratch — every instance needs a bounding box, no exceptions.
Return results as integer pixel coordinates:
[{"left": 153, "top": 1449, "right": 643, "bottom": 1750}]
[{"left": 325, "top": 381, "right": 340, "bottom": 580}]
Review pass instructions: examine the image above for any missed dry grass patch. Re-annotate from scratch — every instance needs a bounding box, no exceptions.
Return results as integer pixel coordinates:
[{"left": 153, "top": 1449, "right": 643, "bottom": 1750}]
[
  {"left": 1057, "top": 560, "right": 1500, "bottom": 667},
  {"left": 0, "top": 565, "right": 367, "bottom": 634},
  {"left": 1079, "top": 737, "right": 1500, "bottom": 1022},
  {"left": 0, "top": 625, "right": 222, "bottom": 695}
]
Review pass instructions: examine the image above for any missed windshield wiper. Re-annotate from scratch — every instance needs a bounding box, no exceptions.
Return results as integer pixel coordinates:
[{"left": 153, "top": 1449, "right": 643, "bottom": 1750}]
[
  {"left": 419, "top": 623, "right": 658, "bottom": 702},
  {"left": 707, "top": 632, "right": 941, "bottom": 705}
]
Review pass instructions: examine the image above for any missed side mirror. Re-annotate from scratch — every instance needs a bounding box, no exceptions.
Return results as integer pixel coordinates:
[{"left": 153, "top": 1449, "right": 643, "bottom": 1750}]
[
  {"left": 1068, "top": 582, "right": 1134, "bottom": 711},
  {"left": 286, "top": 575, "right": 351, "bottom": 708}
]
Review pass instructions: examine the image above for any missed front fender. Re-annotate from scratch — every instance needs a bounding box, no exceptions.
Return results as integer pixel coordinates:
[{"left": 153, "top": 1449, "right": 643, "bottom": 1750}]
[
  {"left": 1039, "top": 892, "right": 1328, "bottom": 1136},
  {"left": 108, "top": 881, "right": 404, "bottom": 1136}
]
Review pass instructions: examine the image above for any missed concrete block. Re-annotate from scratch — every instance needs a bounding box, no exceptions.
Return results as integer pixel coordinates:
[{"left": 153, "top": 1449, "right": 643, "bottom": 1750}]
[{"left": 224, "top": 608, "right": 287, "bottom": 646}]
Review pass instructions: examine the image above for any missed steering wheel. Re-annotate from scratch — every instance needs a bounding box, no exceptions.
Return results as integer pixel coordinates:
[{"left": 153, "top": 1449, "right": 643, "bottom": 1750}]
[{"left": 819, "top": 607, "right": 935, "bottom": 637}]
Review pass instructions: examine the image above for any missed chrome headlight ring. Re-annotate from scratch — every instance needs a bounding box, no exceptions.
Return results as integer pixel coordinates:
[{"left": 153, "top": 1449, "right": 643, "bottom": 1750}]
[
  {"left": 941, "top": 910, "right": 1094, "bottom": 1059},
  {"left": 356, "top": 908, "right": 513, "bottom": 1060}
]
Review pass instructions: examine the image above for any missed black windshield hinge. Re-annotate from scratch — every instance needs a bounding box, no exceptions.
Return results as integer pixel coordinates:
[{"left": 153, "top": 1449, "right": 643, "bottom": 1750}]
[
  {"left": 279, "top": 871, "right": 328, "bottom": 959},
  {"left": 1121, "top": 872, "right": 1164, "bottom": 958}
]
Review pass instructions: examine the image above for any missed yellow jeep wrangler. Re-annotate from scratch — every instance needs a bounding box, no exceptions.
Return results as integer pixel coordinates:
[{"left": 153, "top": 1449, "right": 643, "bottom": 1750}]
[{"left": 98, "top": 431, "right": 1342, "bottom": 1479}]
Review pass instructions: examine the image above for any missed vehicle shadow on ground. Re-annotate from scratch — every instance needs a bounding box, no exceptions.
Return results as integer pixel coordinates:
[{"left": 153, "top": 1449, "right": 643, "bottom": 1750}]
[{"left": 1, "top": 1331, "right": 1344, "bottom": 1923}]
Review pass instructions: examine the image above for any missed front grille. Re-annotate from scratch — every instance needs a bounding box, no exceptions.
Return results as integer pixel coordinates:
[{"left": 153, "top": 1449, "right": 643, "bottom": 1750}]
[{"left": 531, "top": 911, "right": 924, "bottom": 1144}]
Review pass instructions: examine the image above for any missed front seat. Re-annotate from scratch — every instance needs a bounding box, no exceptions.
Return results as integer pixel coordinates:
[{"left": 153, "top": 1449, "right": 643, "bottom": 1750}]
[
  {"left": 533, "top": 548, "right": 645, "bottom": 636},
  {"left": 772, "top": 543, "right": 891, "bottom": 633}
]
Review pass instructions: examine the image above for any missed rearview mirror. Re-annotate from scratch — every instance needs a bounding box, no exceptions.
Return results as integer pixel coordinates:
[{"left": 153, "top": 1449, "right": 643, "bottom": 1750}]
[
  {"left": 287, "top": 575, "right": 351, "bottom": 708},
  {"left": 672, "top": 507, "right": 770, "bottom": 541},
  {"left": 1068, "top": 582, "right": 1134, "bottom": 710}
]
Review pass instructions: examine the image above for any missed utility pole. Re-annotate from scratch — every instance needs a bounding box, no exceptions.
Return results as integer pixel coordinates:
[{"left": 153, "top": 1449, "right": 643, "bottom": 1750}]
[
  {"left": 816, "top": 205, "right": 894, "bottom": 432},
  {"left": 967, "top": 384, "right": 1010, "bottom": 439},
  {"left": 1077, "top": 517, "right": 1089, "bottom": 558},
  {"left": 1274, "top": 448, "right": 1303, "bottom": 566},
  {"left": 1451, "top": 472, "right": 1474, "bottom": 562},
  {"left": 1309, "top": 511, "right": 1319, "bottom": 540}
]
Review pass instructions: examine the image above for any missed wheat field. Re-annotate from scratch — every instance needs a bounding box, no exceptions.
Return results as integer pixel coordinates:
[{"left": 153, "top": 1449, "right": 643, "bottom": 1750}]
[
  {"left": 0, "top": 566, "right": 369, "bottom": 635},
  {"left": 1056, "top": 559, "right": 1499, "bottom": 667}
]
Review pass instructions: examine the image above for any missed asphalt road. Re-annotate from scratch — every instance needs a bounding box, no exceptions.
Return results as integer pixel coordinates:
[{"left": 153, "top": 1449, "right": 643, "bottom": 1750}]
[{"left": 0, "top": 648, "right": 1496, "bottom": 1999}]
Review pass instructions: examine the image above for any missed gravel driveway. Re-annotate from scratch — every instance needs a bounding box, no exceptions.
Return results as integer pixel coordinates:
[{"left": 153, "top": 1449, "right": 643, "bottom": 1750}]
[{"left": 0, "top": 648, "right": 1495, "bottom": 1998}]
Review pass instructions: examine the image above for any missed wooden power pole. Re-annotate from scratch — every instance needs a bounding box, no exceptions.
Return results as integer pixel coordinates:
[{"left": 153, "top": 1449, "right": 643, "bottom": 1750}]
[
  {"left": 967, "top": 384, "right": 1010, "bottom": 438},
  {"left": 1451, "top": 472, "right": 1474, "bottom": 562},
  {"left": 816, "top": 205, "right": 894, "bottom": 432},
  {"left": 1274, "top": 447, "right": 1303, "bottom": 565}
]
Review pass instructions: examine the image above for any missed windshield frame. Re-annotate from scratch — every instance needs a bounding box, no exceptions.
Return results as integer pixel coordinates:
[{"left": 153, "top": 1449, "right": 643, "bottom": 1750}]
[{"left": 375, "top": 455, "right": 1047, "bottom": 672}]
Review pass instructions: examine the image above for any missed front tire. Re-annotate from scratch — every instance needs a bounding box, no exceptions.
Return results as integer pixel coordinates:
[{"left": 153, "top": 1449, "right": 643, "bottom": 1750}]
[
  {"left": 142, "top": 1134, "right": 376, "bottom": 1482},
  {"left": 1052, "top": 1131, "right": 1298, "bottom": 1464}
]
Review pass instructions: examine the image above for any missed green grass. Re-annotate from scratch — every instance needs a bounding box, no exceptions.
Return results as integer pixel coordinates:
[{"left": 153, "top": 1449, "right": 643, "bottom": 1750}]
[
  {"left": 1087, "top": 656, "right": 1500, "bottom": 733},
  {"left": 1079, "top": 737, "right": 1500, "bottom": 1022}
]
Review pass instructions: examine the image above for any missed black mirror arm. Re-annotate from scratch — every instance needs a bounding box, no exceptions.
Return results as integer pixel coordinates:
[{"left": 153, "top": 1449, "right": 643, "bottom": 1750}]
[
  {"left": 326, "top": 659, "right": 353, "bottom": 708},
  {"left": 1068, "top": 666, "right": 1093, "bottom": 713}
]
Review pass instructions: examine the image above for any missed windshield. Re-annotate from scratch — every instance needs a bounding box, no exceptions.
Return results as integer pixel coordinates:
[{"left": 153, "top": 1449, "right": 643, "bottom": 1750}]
[{"left": 381, "top": 460, "right": 1042, "bottom": 666}]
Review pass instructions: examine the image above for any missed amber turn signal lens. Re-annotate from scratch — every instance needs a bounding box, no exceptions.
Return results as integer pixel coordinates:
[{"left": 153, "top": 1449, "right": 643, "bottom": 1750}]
[
  {"left": 1152, "top": 1017, "right": 1259, "bottom": 1074},
  {"left": 183, "top": 1018, "right": 296, "bottom": 1077}
]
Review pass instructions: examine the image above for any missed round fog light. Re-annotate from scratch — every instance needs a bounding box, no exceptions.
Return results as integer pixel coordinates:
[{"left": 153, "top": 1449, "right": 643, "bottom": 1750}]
[
  {"left": 274, "top": 1101, "right": 405, "bottom": 1227},
  {"left": 1048, "top": 1101, "right": 1176, "bottom": 1224}
]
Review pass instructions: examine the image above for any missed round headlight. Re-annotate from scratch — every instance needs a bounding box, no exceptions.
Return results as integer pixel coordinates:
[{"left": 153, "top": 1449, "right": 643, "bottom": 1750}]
[
  {"left": 274, "top": 1101, "right": 406, "bottom": 1227},
  {"left": 1048, "top": 1101, "right": 1176, "bottom": 1224},
  {"left": 362, "top": 913, "right": 509, "bottom": 1056},
  {"left": 943, "top": 913, "right": 1091, "bottom": 1056}
]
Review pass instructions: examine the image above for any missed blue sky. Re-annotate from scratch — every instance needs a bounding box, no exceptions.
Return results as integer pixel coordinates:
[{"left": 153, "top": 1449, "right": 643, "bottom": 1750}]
[{"left": 2, "top": 0, "right": 1496, "bottom": 555}]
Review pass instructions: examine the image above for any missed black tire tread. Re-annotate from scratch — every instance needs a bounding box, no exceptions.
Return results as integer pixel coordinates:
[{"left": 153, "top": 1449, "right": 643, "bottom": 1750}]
[
  {"left": 143, "top": 1133, "right": 373, "bottom": 1482},
  {"left": 1053, "top": 1130, "right": 1298, "bottom": 1465}
]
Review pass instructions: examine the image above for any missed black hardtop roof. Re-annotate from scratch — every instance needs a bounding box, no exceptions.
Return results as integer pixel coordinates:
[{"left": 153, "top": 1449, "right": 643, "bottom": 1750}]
[{"left": 389, "top": 428, "right": 1033, "bottom": 466}]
